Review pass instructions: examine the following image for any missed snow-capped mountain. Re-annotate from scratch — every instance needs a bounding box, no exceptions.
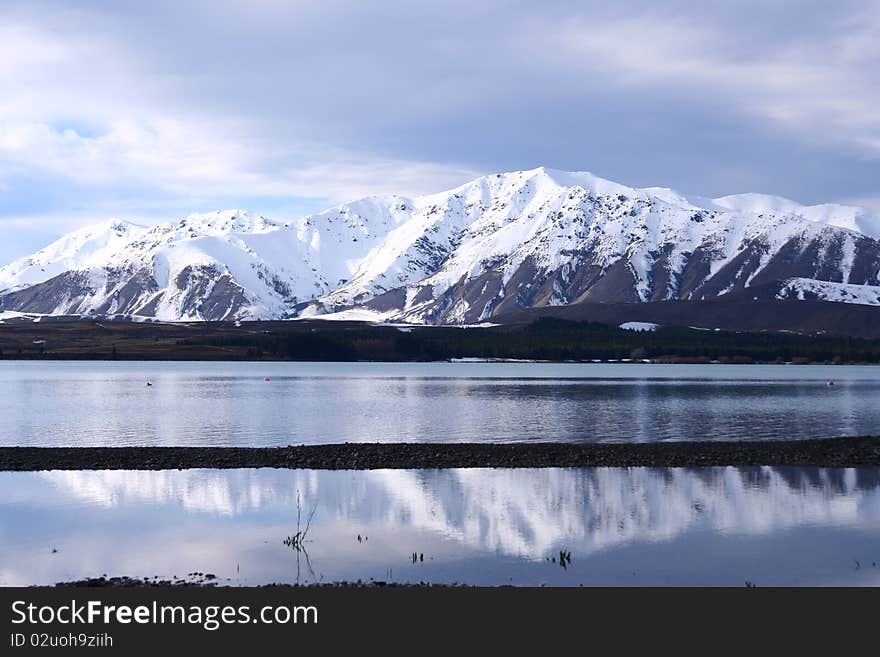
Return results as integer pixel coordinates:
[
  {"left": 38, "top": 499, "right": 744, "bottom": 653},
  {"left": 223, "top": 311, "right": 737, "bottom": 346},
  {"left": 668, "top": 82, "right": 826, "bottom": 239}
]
[{"left": 1, "top": 167, "right": 879, "bottom": 323}]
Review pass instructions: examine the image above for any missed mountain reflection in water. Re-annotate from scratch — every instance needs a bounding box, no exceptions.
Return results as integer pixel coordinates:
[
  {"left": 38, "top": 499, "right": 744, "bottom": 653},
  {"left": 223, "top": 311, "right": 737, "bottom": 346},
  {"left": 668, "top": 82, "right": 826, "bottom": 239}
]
[{"left": 2, "top": 466, "right": 879, "bottom": 586}]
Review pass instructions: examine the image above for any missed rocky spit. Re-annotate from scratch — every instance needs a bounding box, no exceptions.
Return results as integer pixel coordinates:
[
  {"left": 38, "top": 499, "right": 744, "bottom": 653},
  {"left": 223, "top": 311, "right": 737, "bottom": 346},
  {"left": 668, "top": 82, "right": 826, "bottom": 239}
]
[{"left": 3, "top": 436, "right": 880, "bottom": 471}]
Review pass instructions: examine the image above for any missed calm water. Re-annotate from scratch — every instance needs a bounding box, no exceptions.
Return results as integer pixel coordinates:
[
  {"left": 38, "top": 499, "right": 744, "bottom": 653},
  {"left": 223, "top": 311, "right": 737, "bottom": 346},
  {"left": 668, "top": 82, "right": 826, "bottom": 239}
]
[
  {"left": 0, "top": 361, "right": 878, "bottom": 446},
  {"left": 2, "top": 466, "right": 880, "bottom": 586}
]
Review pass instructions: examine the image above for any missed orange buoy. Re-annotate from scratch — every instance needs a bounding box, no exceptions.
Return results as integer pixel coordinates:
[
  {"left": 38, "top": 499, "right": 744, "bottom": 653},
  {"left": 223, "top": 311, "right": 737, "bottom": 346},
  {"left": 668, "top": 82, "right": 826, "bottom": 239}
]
[{"left": 264, "top": 377, "right": 271, "bottom": 382}]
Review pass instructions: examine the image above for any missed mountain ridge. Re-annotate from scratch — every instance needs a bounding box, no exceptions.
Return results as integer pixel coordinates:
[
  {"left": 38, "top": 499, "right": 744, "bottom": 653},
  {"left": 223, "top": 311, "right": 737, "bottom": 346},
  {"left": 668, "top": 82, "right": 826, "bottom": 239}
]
[{"left": 2, "top": 166, "right": 879, "bottom": 325}]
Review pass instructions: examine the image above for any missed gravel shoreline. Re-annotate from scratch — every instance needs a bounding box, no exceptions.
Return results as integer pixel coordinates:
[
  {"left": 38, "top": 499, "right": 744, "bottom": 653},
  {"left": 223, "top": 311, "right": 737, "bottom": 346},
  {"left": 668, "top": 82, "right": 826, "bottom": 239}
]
[
  {"left": 3, "top": 436, "right": 880, "bottom": 470},
  {"left": 55, "top": 576, "right": 453, "bottom": 588}
]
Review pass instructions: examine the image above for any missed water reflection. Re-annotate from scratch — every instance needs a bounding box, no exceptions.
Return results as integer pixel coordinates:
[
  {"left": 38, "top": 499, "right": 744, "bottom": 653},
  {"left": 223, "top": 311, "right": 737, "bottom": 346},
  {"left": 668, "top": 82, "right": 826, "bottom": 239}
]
[
  {"left": 1, "top": 361, "right": 879, "bottom": 445},
  {"left": 2, "top": 466, "right": 879, "bottom": 586}
]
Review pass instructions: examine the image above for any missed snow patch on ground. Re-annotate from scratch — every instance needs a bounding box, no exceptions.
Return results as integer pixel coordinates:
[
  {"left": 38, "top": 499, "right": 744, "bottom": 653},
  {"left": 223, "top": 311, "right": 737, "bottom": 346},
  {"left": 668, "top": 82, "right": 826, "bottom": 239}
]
[
  {"left": 291, "top": 308, "right": 393, "bottom": 322},
  {"left": 0, "top": 311, "right": 36, "bottom": 322},
  {"left": 619, "top": 321, "right": 660, "bottom": 331}
]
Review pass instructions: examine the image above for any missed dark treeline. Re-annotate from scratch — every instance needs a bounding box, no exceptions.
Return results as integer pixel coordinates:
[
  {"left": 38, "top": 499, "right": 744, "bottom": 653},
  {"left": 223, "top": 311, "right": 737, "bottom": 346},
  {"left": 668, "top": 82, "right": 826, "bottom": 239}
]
[
  {"left": 172, "top": 317, "right": 880, "bottom": 363},
  {"left": 3, "top": 317, "right": 880, "bottom": 362}
]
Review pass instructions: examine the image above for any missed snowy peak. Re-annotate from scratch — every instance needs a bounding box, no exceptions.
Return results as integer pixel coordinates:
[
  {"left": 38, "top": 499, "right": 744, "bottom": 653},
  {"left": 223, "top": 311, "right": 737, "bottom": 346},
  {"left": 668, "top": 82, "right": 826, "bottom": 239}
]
[
  {"left": 709, "top": 193, "right": 880, "bottom": 239},
  {"left": 173, "top": 210, "right": 279, "bottom": 236},
  {"left": 1, "top": 167, "right": 880, "bottom": 324},
  {"left": 0, "top": 219, "right": 149, "bottom": 292},
  {"left": 441, "top": 166, "right": 636, "bottom": 199},
  {"left": 711, "top": 192, "right": 808, "bottom": 215}
]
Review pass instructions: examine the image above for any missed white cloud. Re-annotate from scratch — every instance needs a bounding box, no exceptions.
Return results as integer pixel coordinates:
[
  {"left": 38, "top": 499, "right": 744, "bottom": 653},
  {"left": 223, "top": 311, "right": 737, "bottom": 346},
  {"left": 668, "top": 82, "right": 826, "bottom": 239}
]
[
  {"left": 0, "top": 1, "right": 878, "bottom": 264},
  {"left": 0, "top": 120, "right": 479, "bottom": 202},
  {"left": 558, "top": 12, "right": 880, "bottom": 157},
  {"left": 0, "top": 9, "right": 480, "bottom": 211}
]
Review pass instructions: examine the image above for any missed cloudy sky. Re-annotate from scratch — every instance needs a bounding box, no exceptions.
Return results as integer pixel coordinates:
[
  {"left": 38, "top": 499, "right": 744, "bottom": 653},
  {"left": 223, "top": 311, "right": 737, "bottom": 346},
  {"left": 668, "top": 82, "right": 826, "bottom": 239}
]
[{"left": 1, "top": 0, "right": 878, "bottom": 262}]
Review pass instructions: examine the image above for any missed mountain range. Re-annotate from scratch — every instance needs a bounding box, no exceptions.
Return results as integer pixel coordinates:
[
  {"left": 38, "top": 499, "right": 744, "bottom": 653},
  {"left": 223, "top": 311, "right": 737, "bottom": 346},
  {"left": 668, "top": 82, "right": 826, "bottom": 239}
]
[{"left": 2, "top": 166, "right": 879, "bottom": 327}]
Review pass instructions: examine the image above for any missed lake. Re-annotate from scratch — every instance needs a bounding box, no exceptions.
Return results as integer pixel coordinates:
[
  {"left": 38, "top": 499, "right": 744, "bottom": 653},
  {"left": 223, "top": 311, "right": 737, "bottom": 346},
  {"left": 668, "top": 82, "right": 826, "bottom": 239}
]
[
  {"left": 2, "top": 466, "right": 879, "bottom": 586},
  {"left": 0, "top": 361, "right": 878, "bottom": 446}
]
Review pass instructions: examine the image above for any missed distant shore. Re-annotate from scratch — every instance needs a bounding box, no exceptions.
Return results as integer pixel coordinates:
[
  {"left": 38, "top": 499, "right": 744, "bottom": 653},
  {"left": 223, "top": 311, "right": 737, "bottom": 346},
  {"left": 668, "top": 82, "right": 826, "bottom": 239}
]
[
  {"left": 3, "top": 436, "right": 880, "bottom": 471},
  {"left": 2, "top": 316, "right": 880, "bottom": 364}
]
